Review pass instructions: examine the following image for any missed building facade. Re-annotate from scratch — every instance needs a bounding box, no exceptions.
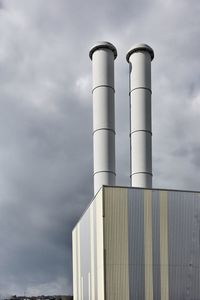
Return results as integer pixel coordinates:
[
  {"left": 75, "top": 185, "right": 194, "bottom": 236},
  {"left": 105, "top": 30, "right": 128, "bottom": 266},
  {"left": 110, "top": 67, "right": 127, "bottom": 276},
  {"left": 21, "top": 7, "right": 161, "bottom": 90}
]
[{"left": 72, "top": 186, "right": 200, "bottom": 300}]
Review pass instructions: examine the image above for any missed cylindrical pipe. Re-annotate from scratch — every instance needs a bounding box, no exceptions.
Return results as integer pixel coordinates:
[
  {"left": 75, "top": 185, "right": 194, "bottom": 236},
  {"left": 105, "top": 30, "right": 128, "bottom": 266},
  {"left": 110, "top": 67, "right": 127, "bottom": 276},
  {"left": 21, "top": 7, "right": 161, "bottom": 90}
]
[
  {"left": 126, "top": 44, "right": 154, "bottom": 188},
  {"left": 89, "top": 42, "right": 117, "bottom": 195}
]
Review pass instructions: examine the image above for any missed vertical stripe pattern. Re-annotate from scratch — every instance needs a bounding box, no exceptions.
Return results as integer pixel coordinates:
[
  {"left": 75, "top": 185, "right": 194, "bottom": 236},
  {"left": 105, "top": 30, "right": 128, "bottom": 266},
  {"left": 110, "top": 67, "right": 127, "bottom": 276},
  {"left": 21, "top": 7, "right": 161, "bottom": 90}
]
[
  {"left": 104, "top": 187, "right": 129, "bottom": 300},
  {"left": 159, "top": 191, "right": 169, "bottom": 300},
  {"left": 72, "top": 187, "right": 200, "bottom": 300},
  {"left": 90, "top": 203, "right": 95, "bottom": 299},
  {"left": 77, "top": 224, "right": 81, "bottom": 300},
  {"left": 72, "top": 229, "right": 77, "bottom": 300},
  {"left": 95, "top": 189, "right": 105, "bottom": 300},
  {"left": 128, "top": 189, "right": 145, "bottom": 299},
  {"left": 144, "top": 190, "right": 154, "bottom": 300},
  {"left": 152, "top": 191, "right": 161, "bottom": 300}
]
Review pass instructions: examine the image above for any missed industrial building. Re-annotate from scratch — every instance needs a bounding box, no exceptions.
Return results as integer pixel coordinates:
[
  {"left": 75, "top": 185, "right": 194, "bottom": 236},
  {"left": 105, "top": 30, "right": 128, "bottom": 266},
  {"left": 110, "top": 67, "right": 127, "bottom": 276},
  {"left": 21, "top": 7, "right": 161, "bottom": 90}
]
[
  {"left": 72, "top": 42, "right": 200, "bottom": 299},
  {"left": 73, "top": 186, "right": 200, "bottom": 299}
]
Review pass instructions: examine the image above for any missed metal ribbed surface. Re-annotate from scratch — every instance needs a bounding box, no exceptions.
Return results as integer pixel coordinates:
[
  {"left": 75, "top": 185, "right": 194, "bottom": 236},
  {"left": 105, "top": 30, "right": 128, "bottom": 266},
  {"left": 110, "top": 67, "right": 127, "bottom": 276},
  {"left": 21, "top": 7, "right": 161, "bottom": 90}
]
[
  {"left": 167, "top": 191, "right": 200, "bottom": 299},
  {"left": 72, "top": 189, "right": 104, "bottom": 300},
  {"left": 128, "top": 188, "right": 145, "bottom": 299},
  {"left": 127, "top": 187, "right": 200, "bottom": 300},
  {"left": 80, "top": 209, "right": 90, "bottom": 299},
  {"left": 159, "top": 191, "right": 169, "bottom": 300},
  {"left": 104, "top": 187, "right": 129, "bottom": 300},
  {"left": 73, "top": 186, "right": 200, "bottom": 300},
  {"left": 152, "top": 190, "right": 161, "bottom": 300}
]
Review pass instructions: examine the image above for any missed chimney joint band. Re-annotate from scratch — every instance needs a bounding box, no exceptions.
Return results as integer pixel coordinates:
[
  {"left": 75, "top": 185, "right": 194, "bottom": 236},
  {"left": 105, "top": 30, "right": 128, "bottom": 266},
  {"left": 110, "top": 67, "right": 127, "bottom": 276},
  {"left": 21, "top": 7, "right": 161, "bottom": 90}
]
[
  {"left": 93, "top": 170, "right": 116, "bottom": 176},
  {"left": 92, "top": 85, "right": 115, "bottom": 93},
  {"left": 131, "top": 171, "right": 153, "bottom": 176},
  {"left": 130, "top": 129, "right": 152, "bottom": 136},
  {"left": 129, "top": 87, "right": 152, "bottom": 95},
  {"left": 93, "top": 128, "right": 116, "bottom": 135}
]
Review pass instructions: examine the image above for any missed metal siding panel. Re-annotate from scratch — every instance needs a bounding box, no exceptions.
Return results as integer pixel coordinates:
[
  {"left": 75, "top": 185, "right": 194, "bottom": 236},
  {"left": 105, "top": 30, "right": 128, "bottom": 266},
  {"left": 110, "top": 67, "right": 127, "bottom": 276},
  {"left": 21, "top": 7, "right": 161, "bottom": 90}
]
[
  {"left": 152, "top": 190, "right": 161, "bottom": 300},
  {"left": 192, "top": 193, "right": 200, "bottom": 297},
  {"left": 168, "top": 191, "right": 200, "bottom": 299},
  {"left": 73, "top": 186, "right": 200, "bottom": 300},
  {"left": 80, "top": 209, "right": 90, "bottom": 299},
  {"left": 128, "top": 188, "right": 145, "bottom": 300},
  {"left": 104, "top": 187, "right": 129, "bottom": 300},
  {"left": 168, "top": 191, "right": 187, "bottom": 299},
  {"left": 93, "top": 200, "right": 98, "bottom": 300},
  {"left": 144, "top": 190, "right": 154, "bottom": 300},
  {"left": 90, "top": 202, "right": 95, "bottom": 300},
  {"left": 159, "top": 191, "right": 169, "bottom": 300},
  {"left": 72, "top": 228, "right": 78, "bottom": 300},
  {"left": 77, "top": 224, "right": 81, "bottom": 300},
  {"left": 95, "top": 189, "right": 105, "bottom": 300},
  {"left": 72, "top": 189, "right": 104, "bottom": 300}
]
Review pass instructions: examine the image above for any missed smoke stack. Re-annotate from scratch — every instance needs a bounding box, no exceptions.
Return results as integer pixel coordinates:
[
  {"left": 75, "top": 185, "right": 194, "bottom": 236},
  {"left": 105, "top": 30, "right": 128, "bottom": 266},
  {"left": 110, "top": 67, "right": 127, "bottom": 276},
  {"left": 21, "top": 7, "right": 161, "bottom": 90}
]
[
  {"left": 126, "top": 44, "right": 154, "bottom": 188},
  {"left": 89, "top": 42, "right": 117, "bottom": 195}
]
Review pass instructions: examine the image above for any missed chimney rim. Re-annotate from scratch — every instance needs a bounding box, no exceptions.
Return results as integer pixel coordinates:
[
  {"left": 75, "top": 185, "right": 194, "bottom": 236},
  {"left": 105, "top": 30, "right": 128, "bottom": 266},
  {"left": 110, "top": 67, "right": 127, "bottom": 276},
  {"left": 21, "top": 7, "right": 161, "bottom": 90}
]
[
  {"left": 126, "top": 43, "right": 154, "bottom": 62},
  {"left": 89, "top": 41, "right": 117, "bottom": 60}
]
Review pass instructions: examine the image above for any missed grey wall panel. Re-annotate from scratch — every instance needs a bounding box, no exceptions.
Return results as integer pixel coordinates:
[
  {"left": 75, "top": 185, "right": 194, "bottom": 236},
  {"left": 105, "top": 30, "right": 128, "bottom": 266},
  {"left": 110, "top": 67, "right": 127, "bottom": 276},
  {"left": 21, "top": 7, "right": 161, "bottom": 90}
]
[
  {"left": 152, "top": 190, "right": 161, "bottom": 300},
  {"left": 127, "top": 187, "right": 200, "bottom": 300},
  {"left": 72, "top": 189, "right": 104, "bottom": 300},
  {"left": 73, "top": 186, "right": 200, "bottom": 300},
  {"left": 93, "top": 200, "right": 98, "bottom": 300},
  {"left": 143, "top": 190, "right": 154, "bottom": 300},
  {"left": 89, "top": 201, "right": 95, "bottom": 299},
  {"left": 104, "top": 187, "right": 129, "bottom": 300},
  {"left": 159, "top": 191, "right": 169, "bottom": 300},
  {"left": 80, "top": 209, "right": 91, "bottom": 299},
  {"left": 95, "top": 189, "right": 105, "bottom": 300},
  {"left": 191, "top": 193, "right": 200, "bottom": 297},
  {"left": 73, "top": 223, "right": 81, "bottom": 300},
  {"left": 128, "top": 188, "right": 145, "bottom": 300},
  {"left": 168, "top": 191, "right": 200, "bottom": 300},
  {"left": 72, "top": 228, "right": 78, "bottom": 300}
]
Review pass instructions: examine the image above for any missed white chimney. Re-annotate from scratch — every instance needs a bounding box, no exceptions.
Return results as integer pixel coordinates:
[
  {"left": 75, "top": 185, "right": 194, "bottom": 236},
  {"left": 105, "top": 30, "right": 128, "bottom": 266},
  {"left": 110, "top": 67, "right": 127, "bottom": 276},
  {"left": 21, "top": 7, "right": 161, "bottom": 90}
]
[
  {"left": 89, "top": 42, "right": 117, "bottom": 195},
  {"left": 126, "top": 44, "right": 154, "bottom": 188}
]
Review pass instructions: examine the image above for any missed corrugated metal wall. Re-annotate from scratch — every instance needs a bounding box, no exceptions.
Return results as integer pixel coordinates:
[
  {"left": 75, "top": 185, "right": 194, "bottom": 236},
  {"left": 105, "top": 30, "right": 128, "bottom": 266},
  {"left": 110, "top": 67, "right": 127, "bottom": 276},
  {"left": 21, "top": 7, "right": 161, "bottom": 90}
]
[
  {"left": 103, "top": 187, "right": 129, "bottom": 300},
  {"left": 104, "top": 187, "right": 200, "bottom": 300},
  {"left": 73, "top": 186, "right": 200, "bottom": 300},
  {"left": 72, "top": 189, "right": 105, "bottom": 300}
]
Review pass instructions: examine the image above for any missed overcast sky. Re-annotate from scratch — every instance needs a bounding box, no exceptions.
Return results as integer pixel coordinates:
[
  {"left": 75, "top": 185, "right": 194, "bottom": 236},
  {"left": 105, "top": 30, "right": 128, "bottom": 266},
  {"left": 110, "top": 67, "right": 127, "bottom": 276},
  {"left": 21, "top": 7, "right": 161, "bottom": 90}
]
[{"left": 0, "top": 0, "right": 200, "bottom": 297}]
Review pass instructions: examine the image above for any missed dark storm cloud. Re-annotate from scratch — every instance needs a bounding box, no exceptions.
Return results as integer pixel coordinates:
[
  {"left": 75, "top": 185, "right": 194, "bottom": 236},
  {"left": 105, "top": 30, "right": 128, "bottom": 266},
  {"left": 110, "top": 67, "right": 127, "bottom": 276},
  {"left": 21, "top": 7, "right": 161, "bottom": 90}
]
[{"left": 0, "top": 0, "right": 200, "bottom": 296}]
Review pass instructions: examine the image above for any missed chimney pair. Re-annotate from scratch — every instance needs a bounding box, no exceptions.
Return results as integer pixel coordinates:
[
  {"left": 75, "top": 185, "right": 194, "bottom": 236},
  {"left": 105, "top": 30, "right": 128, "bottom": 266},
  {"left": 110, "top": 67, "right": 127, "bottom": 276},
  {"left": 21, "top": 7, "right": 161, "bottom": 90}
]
[{"left": 89, "top": 42, "right": 154, "bottom": 195}]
